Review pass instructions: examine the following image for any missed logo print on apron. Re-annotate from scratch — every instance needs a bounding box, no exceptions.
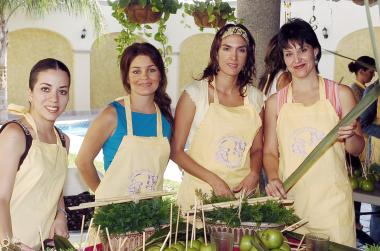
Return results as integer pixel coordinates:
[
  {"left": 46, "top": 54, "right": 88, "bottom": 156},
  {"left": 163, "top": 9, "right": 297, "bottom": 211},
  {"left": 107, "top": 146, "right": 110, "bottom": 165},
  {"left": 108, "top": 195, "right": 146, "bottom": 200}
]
[
  {"left": 215, "top": 135, "right": 247, "bottom": 169},
  {"left": 128, "top": 170, "right": 159, "bottom": 194},
  {"left": 291, "top": 127, "right": 325, "bottom": 156}
]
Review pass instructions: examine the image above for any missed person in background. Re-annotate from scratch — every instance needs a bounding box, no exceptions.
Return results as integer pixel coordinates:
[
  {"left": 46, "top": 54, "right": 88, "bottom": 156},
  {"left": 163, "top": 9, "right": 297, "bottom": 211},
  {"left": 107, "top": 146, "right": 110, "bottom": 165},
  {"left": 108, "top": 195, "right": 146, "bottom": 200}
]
[
  {"left": 258, "top": 34, "right": 291, "bottom": 98},
  {"left": 348, "top": 56, "right": 375, "bottom": 102},
  {"left": 264, "top": 18, "right": 364, "bottom": 246},
  {"left": 76, "top": 42, "right": 172, "bottom": 199},
  {"left": 171, "top": 24, "right": 264, "bottom": 210},
  {"left": 359, "top": 78, "right": 380, "bottom": 244},
  {"left": 0, "top": 58, "right": 71, "bottom": 250},
  {"left": 347, "top": 56, "right": 375, "bottom": 231}
]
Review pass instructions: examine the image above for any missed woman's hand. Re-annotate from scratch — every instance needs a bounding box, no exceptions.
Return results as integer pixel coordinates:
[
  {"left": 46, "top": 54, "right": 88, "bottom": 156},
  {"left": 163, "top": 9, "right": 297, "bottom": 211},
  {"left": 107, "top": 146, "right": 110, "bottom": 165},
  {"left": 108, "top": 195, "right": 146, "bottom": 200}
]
[
  {"left": 210, "top": 176, "right": 234, "bottom": 198},
  {"left": 233, "top": 172, "right": 259, "bottom": 196},
  {"left": 265, "top": 178, "right": 287, "bottom": 199},
  {"left": 337, "top": 121, "right": 357, "bottom": 141},
  {"left": 49, "top": 213, "right": 69, "bottom": 239}
]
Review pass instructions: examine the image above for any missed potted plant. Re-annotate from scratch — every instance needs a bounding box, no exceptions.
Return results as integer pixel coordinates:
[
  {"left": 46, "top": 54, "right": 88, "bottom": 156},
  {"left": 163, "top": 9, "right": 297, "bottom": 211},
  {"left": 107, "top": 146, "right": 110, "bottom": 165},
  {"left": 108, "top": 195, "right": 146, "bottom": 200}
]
[
  {"left": 183, "top": 0, "right": 239, "bottom": 30},
  {"left": 110, "top": 0, "right": 182, "bottom": 66},
  {"left": 196, "top": 191, "right": 300, "bottom": 246},
  {"left": 93, "top": 198, "right": 178, "bottom": 251}
]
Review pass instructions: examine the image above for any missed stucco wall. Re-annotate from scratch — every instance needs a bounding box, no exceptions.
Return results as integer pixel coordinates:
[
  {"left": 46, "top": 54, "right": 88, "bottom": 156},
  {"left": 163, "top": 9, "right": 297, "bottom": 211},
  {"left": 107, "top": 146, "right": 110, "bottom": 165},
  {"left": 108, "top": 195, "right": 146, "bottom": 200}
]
[
  {"left": 90, "top": 33, "right": 124, "bottom": 109},
  {"left": 8, "top": 28, "right": 74, "bottom": 110},
  {"left": 179, "top": 33, "right": 214, "bottom": 93}
]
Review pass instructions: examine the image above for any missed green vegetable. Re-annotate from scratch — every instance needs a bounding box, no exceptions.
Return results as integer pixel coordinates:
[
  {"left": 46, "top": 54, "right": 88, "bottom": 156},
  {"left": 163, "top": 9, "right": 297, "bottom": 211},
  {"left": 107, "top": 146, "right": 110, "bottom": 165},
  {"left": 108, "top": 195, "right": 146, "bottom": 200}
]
[
  {"left": 53, "top": 234, "right": 76, "bottom": 251},
  {"left": 93, "top": 198, "right": 178, "bottom": 235},
  {"left": 205, "top": 200, "right": 299, "bottom": 228}
]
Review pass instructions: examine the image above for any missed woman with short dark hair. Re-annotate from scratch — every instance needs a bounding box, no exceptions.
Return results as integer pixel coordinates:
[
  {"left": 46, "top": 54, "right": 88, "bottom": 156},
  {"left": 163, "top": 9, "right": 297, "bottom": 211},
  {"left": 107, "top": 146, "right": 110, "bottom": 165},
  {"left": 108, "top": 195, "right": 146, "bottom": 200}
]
[{"left": 264, "top": 19, "right": 363, "bottom": 246}]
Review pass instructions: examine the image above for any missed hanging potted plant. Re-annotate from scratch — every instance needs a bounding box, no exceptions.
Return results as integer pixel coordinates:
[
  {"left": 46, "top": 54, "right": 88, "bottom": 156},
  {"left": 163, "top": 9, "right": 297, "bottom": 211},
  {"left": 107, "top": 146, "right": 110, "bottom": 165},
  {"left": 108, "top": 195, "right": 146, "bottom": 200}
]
[
  {"left": 110, "top": 0, "right": 182, "bottom": 66},
  {"left": 184, "top": 0, "right": 239, "bottom": 30},
  {"left": 352, "top": 0, "right": 377, "bottom": 6}
]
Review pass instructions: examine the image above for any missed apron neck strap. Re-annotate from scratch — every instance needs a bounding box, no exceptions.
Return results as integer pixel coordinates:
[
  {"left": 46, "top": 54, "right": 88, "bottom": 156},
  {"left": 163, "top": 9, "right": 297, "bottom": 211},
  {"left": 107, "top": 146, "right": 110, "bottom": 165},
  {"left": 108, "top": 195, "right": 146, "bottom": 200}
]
[
  {"left": 123, "top": 96, "right": 163, "bottom": 137},
  {"left": 286, "top": 76, "right": 326, "bottom": 103},
  {"left": 210, "top": 81, "right": 249, "bottom": 106},
  {"left": 8, "top": 104, "right": 40, "bottom": 141}
]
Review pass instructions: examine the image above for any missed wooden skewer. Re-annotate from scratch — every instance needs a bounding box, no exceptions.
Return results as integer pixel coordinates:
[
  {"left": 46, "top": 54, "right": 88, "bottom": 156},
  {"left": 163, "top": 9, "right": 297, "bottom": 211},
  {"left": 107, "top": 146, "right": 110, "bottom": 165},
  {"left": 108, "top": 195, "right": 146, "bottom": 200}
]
[
  {"left": 106, "top": 227, "right": 113, "bottom": 251},
  {"left": 84, "top": 218, "right": 94, "bottom": 248},
  {"left": 185, "top": 212, "right": 189, "bottom": 251},
  {"left": 160, "top": 231, "right": 171, "bottom": 251},
  {"left": 118, "top": 235, "right": 129, "bottom": 251},
  {"left": 169, "top": 203, "right": 173, "bottom": 247},
  {"left": 69, "top": 191, "right": 176, "bottom": 210},
  {"left": 184, "top": 196, "right": 294, "bottom": 213},
  {"left": 143, "top": 231, "right": 146, "bottom": 251},
  {"left": 174, "top": 205, "right": 181, "bottom": 244},
  {"left": 201, "top": 201, "right": 207, "bottom": 245},
  {"left": 94, "top": 225, "right": 101, "bottom": 251},
  {"left": 281, "top": 219, "right": 308, "bottom": 233},
  {"left": 191, "top": 200, "right": 197, "bottom": 245},
  {"left": 79, "top": 215, "right": 85, "bottom": 251},
  {"left": 296, "top": 234, "right": 305, "bottom": 251},
  {"left": 39, "top": 227, "right": 45, "bottom": 251}
]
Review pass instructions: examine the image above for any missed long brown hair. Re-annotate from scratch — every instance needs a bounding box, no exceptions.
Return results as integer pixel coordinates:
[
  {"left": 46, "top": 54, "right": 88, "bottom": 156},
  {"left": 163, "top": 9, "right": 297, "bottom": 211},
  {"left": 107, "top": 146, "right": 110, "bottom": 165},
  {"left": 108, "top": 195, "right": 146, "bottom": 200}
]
[
  {"left": 120, "top": 42, "right": 173, "bottom": 127},
  {"left": 199, "top": 23, "right": 256, "bottom": 96}
]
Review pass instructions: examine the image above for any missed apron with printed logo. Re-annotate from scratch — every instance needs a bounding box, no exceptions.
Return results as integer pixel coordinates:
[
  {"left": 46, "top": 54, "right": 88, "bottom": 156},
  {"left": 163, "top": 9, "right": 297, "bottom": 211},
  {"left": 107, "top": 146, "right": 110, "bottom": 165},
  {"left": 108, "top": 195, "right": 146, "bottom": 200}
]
[
  {"left": 95, "top": 96, "right": 170, "bottom": 199},
  {"left": 177, "top": 83, "right": 262, "bottom": 210},
  {"left": 277, "top": 77, "right": 355, "bottom": 246}
]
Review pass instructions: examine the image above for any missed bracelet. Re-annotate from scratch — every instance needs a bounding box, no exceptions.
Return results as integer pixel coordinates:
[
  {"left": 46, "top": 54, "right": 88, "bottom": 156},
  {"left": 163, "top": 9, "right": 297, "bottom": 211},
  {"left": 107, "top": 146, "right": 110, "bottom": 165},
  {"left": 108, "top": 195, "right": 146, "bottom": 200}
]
[{"left": 57, "top": 207, "right": 68, "bottom": 218}]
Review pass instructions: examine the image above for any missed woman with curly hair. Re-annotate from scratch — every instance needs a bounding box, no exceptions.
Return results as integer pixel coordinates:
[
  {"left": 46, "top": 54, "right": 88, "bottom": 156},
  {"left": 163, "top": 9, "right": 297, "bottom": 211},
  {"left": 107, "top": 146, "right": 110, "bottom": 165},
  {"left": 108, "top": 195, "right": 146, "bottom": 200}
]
[
  {"left": 171, "top": 24, "right": 264, "bottom": 209},
  {"left": 76, "top": 42, "right": 173, "bottom": 199}
]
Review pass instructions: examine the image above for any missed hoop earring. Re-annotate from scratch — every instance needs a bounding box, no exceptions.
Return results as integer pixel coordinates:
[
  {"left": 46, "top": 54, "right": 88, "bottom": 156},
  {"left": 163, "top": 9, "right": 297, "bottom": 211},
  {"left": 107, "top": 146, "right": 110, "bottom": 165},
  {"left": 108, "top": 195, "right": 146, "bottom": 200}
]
[{"left": 315, "top": 59, "right": 319, "bottom": 65}]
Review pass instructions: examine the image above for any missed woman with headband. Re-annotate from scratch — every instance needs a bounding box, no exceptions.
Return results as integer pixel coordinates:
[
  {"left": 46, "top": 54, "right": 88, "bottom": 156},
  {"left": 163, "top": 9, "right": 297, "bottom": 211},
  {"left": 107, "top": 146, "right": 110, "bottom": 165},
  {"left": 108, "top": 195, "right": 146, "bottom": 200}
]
[{"left": 171, "top": 24, "right": 264, "bottom": 209}]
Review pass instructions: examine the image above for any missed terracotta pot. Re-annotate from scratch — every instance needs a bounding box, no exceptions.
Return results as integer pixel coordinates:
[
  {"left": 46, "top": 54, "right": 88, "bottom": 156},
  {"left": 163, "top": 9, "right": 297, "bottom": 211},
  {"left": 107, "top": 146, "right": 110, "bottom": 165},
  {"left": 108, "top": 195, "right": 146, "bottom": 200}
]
[
  {"left": 125, "top": 4, "right": 162, "bottom": 24},
  {"left": 206, "top": 222, "right": 283, "bottom": 246},
  {"left": 103, "top": 227, "right": 156, "bottom": 251},
  {"left": 192, "top": 10, "right": 226, "bottom": 28},
  {"left": 352, "top": 0, "right": 377, "bottom": 6}
]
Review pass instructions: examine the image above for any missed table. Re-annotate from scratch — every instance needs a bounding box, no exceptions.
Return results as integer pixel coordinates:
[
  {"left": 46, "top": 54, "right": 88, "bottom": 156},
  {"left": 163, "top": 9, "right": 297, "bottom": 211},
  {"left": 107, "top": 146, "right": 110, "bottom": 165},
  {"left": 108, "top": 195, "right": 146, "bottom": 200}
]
[{"left": 353, "top": 182, "right": 380, "bottom": 206}]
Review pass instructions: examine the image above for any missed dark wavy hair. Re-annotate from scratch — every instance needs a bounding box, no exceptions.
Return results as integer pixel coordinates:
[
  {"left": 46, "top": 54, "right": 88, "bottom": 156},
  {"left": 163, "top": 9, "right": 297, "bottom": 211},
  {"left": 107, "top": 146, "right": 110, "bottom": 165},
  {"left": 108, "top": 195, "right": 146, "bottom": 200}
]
[
  {"left": 120, "top": 42, "right": 173, "bottom": 127},
  {"left": 29, "top": 58, "right": 70, "bottom": 90},
  {"left": 277, "top": 18, "right": 322, "bottom": 73},
  {"left": 348, "top": 56, "right": 375, "bottom": 74},
  {"left": 198, "top": 23, "right": 256, "bottom": 96},
  {"left": 258, "top": 34, "right": 287, "bottom": 95}
]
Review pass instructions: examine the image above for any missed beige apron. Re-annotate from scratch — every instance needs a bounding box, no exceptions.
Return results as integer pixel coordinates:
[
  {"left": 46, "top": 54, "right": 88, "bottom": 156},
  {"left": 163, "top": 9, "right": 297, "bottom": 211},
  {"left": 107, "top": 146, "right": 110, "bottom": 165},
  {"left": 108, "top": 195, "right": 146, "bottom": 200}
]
[
  {"left": 277, "top": 77, "right": 355, "bottom": 246},
  {"left": 8, "top": 105, "right": 67, "bottom": 249},
  {"left": 177, "top": 83, "right": 262, "bottom": 210},
  {"left": 95, "top": 96, "right": 170, "bottom": 199}
]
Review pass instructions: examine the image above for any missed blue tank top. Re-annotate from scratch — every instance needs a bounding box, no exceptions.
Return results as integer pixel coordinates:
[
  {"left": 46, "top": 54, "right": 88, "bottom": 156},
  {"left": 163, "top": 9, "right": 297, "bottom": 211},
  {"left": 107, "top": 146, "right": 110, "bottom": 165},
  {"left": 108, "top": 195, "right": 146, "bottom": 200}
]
[{"left": 102, "top": 101, "right": 171, "bottom": 171}]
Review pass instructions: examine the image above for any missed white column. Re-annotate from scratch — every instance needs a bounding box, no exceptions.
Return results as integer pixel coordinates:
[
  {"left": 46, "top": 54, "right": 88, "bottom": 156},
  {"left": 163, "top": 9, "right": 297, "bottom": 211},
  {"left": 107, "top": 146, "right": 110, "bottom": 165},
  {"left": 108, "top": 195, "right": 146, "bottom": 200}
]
[{"left": 72, "top": 50, "right": 91, "bottom": 111}]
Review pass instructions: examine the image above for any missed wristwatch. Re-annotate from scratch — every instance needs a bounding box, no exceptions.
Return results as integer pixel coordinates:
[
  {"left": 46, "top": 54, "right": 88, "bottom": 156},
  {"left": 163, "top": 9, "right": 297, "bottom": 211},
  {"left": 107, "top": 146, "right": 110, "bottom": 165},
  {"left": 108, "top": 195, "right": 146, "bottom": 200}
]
[{"left": 57, "top": 207, "right": 68, "bottom": 219}]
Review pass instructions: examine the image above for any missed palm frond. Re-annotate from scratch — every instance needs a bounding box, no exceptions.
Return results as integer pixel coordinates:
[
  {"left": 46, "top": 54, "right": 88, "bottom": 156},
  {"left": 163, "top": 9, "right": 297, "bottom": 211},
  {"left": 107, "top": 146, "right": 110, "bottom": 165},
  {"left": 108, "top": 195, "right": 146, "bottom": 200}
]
[{"left": 283, "top": 82, "right": 380, "bottom": 191}]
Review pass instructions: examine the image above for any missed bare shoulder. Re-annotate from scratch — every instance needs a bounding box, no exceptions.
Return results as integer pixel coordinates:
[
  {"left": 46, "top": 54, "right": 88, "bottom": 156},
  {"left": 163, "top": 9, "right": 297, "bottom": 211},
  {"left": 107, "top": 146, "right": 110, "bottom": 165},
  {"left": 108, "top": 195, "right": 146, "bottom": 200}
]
[
  {"left": 265, "top": 93, "right": 278, "bottom": 110},
  {"left": 338, "top": 84, "right": 356, "bottom": 103},
  {"left": 0, "top": 122, "right": 26, "bottom": 155},
  {"left": 92, "top": 105, "right": 118, "bottom": 128}
]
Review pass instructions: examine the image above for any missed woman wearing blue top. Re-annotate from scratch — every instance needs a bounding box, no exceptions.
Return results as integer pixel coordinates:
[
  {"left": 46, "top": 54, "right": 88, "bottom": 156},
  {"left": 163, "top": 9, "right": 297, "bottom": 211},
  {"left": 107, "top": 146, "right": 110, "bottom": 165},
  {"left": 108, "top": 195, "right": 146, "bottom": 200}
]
[{"left": 76, "top": 43, "right": 173, "bottom": 199}]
